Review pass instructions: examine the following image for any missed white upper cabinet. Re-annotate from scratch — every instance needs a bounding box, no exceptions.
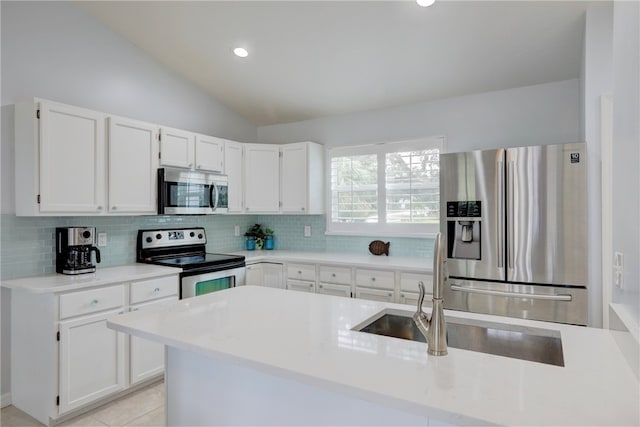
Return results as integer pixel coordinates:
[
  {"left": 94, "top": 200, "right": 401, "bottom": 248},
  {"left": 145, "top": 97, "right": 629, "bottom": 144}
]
[
  {"left": 37, "top": 100, "right": 107, "bottom": 214},
  {"left": 224, "top": 140, "right": 244, "bottom": 213},
  {"left": 107, "top": 117, "right": 159, "bottom": 214},
  {"left": 244, "top": 143, "right": 280, "bottom": 213},
  {"left": 194, "top": 134, "right": 224, "bottom": 173},
  {"left": 280, "top": 142, "right": 324, "bottom": 214},
  {"left": 159, "top": 126, "right": 195, "bottom": 169}
]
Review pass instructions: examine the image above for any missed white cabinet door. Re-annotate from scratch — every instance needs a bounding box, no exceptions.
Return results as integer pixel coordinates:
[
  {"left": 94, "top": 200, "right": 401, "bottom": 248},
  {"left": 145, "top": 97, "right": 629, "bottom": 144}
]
[
  {"left": 280, "top": 143, "right": 307, "bottom": 213},
  {"left": 262, "top": 263, "right": 284, "bottom": 289},
  {"left": 224, "top": 141, "right": 244, "bottom": 212},
  {"left": 159, "top": 127, "right": 194, "bottom": 169},
  {"left": 195, "top": 134, "right": 224, "bottom": 173},
  {"left": 130, "top": 297, "right": 177, "bottom": 385},
  {"left": 316, "top": 283, "right": 352, "bottom": 298},
  {"left": 107, "top": 117, "right": 159, "bottom": 214},
  {"left": 355, "top": 287, "right": 395, "bottom": 303},
  {"left": 245, "top": 263, "right": 263, "bottom": 286},
  {"left": 38, "top": 100, "right": 106, "bottom": 213},
  {"left": 58, "top": 309, "right": 126, "bottom": 414},
  {"left": 244, "top": 143, "right": 280, "bottom": 212}
]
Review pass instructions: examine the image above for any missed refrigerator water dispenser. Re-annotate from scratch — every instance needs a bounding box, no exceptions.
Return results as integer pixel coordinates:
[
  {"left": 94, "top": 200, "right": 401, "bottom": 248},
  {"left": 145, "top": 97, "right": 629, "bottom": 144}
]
[{"left": 446, "top": 201, "right": 481, "bottom": 260}]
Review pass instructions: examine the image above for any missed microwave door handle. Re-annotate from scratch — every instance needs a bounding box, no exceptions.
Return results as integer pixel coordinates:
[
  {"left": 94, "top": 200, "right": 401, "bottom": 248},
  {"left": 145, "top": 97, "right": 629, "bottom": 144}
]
[{"left": 211, "top": 182, "right": 219, "bottom": 211}]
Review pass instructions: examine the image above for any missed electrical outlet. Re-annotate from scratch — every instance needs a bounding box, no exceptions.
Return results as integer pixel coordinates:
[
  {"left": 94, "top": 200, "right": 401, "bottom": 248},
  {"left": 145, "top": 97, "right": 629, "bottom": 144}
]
[
  {"left": 614, "top": 252, "right": 624, "bottom": 289},
  {"left": 98, "top": 232, "right": 107, "bottom": 247},
  {"left": 304, "top": 225, "right": 311, "bottom": 237},
  {"left": 234, "top": 225, "right": 240, "bottom": 237}
]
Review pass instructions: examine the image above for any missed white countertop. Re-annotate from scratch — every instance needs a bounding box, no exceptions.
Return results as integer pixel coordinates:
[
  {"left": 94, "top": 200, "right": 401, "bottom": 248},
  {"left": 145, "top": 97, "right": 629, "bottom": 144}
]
[
  {"left": 1, "top": 264, "right": 182, "bottom": 293},
  {"left": 231, "top": 250, "right": 433, "bottom": 272},
  {"left": 107, "top": 285, "right": 639, "bottom": 426}
]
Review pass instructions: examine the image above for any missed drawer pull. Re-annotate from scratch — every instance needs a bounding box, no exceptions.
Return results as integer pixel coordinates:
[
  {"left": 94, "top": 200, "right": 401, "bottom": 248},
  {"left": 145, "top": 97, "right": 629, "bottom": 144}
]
[
  {"left": 132, "top": 308, "right": 139, "bottom": 312},
  {"left": 118, "top": 311, "right": 124, "bottom": 315},
  {"left": 154, "top": 287, "right": 160, "bottom": 293},
  {"left": 371, "top": 277, "right": 376, "bottom": 282},
  {"left": 319, "top": 284, "right": 323, "bottom": 289},
  {"left": 331, "top": 273, "right": 336, "bottom": 277},
  {"left": 388, "top": 293, "right": 393, "bottom": 297},
  {"left": 298, "top": 270, "right": 302, "bottom": 274},
  {"left": 90, "top": 299, "right": 99, "bottom": 305}
]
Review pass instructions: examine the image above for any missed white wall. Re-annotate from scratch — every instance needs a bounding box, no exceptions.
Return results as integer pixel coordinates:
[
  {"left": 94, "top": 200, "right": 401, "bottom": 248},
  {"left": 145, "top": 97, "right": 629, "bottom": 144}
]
[
  {"left": 611, "top": 1, "right": 640, "bottom": 325},
  {"left": 582, "top": 4, "right": 613, "bottom": 328},
  {"left": 0, "top": 0, "right": 258, "bottom": 399},
  {"left": 258, "top": 79, "right": 581, "bottom": 151}
]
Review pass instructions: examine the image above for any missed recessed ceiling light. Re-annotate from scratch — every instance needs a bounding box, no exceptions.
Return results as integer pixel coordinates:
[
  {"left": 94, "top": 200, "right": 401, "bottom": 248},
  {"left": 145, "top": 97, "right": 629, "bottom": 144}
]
[
  {"left": 416, "top": 0, "right": 436, "bottom": 7},
  {"left": 233, "top": 47, "right": 249, "bottom": 58}
]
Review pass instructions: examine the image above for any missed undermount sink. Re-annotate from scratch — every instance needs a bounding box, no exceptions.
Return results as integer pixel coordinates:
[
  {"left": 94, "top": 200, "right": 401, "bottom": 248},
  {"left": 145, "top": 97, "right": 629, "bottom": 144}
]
[{"left": 353, "top": 310, "right": 564, "bottom": 367}]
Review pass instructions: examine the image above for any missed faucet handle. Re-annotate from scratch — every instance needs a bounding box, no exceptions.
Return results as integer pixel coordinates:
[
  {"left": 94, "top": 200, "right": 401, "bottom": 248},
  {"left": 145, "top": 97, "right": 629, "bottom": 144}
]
[{"left": 416, "top": 281, "right": 427, "bottom": 316}]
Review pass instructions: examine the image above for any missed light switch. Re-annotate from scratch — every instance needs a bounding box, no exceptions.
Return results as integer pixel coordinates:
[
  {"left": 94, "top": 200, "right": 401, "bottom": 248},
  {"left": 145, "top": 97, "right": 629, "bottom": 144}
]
[
  {"left": 98, "top": 232, "right": 107, "bottom": 247},
  {"left": 304, "top": 225, "right": 311, "bottom": 237},
  {"left": 614, "top": 252, "right": 624, "bottom": 289},
  {"left": 234, "top": 225, "right": 240, "bottom": 237}
]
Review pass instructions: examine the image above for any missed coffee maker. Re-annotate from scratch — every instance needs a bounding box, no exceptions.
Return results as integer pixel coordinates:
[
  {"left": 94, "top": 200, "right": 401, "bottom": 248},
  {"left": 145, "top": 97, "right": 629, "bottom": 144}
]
[{"left": 56, "top": 227, "right": 101, "bottom": 274}]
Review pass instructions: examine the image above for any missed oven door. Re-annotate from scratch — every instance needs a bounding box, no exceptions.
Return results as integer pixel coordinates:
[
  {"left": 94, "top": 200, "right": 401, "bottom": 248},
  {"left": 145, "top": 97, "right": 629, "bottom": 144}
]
[{"left": 180, "top": 266, "right": 246, "bottom": 299}]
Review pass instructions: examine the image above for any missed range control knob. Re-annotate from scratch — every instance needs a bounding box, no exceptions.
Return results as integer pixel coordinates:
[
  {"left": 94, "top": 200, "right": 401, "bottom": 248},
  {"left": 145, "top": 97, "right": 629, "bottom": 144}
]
[
  {"left": 156, "top": 233, "right": 162, "bottom": 240},
  {"left": 82, "top": 230, "right": 91, "bottom": 239},
  {"left": 146, "top": 236, "right": 153, "bottom": 243},
  {"left": 190, "top": 231, "right": 195, "bottom": 238},
  {"left": 198, "top": 233, "right": 203, "bottom": 239}
]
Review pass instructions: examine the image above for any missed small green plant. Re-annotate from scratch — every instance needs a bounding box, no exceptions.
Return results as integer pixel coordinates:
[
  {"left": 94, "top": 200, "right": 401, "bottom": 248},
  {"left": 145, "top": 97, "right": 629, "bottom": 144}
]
[{"left": 244, "top": 224, "right": 274, "bottom": 249}]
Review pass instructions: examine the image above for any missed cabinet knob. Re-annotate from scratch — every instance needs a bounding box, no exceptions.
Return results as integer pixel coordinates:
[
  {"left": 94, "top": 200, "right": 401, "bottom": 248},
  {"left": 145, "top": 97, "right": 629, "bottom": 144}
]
[
  {"left": 298, "top": 270, "right": 302, "bottom": 274},
  {"left": 90, "top": 299, "right": 99, "bottom": 305},
  {"left": 188, "top": 163, "right": 193, "bottom": 168},
  {"left": 112, "top": 206, "right": 117, "bottom": 210},
  {"left": 319, "top": 284, "right": 323, "bottom": 289},
  {"left": 331, "top": 273, "right": 336, "bottom": 277},
  {"left": 301, "top": 207, "right": 305, "bottom": 211},
  {"left": 371, "top": 277, "right": 376, "bottom": 282},
  {"left": 97, "top": 206, "right": 103, "bottom": 211},
  {"left": 388, "top": 293, "right": 393, "bottom": 297},
  {"left": 132, "top": 308, "right": 139, "bottom": 312},
  {"left": 154, "top": 287, "right": 160, "bottom": 293}
]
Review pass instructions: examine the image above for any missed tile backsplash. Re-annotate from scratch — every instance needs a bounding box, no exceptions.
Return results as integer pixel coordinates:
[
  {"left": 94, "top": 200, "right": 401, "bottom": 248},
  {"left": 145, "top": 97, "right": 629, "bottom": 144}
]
[{"left": 0, "top": 214, "right": 432, "bottom": 280}]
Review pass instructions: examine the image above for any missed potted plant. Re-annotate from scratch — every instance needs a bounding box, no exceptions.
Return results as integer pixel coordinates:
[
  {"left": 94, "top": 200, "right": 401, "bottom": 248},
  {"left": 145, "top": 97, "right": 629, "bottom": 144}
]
[{"left": 244, "top": 224, "right": 275, "bottom": 250}]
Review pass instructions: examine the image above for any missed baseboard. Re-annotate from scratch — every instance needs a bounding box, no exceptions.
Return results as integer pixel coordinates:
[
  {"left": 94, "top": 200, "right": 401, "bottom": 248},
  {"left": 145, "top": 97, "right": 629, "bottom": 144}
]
[
  {"left": 1, "top": 392, "right": 12, "bottom": 408},
  {"left": 609, "top": 303, "right": 640, "bottom": 380}
]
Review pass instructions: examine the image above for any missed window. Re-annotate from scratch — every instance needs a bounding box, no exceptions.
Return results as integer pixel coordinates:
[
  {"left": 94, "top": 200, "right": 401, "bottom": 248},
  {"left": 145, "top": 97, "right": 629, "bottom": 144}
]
[{"left": 328, "top": 136, "right": 444, "bottom": 237}]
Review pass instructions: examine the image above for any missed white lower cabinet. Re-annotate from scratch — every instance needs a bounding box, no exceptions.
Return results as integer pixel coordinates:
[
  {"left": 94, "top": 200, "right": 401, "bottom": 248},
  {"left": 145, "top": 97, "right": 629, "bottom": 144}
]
[
  {"left": 246, "top": 262, "right": 284, "bottom": 288},
  {"left": 59, "top": 308, "right": 127, "bottom": 414},
  {"left": 9, "top": 273, "right": 179, "bottom": 425},
  {"left": 355, "top": 287, "right": 394, "bottom": 303},
  {"left": 130, "top": 297, "right": 177, "bottom": 384},
  {"left": 316, "top": 283, "right": 352, "bottom": 298}
]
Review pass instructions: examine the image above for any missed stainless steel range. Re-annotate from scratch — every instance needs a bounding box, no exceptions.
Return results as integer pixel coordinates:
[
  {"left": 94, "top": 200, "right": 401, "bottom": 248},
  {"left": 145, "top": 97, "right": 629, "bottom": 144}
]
[{"left": 137, "top": 227, "right": 245, "bottom": 299}]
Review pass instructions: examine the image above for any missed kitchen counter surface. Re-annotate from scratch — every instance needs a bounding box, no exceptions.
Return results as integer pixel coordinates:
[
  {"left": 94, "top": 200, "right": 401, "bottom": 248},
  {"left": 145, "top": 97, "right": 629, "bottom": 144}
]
[
  {"left": 1, "top": 264, "right": 182, "bottom": 293},
  {"left": 108, "top": 285, "right": 639, "bottom": 426},
  {"left": 230, "top": 250, "right": 433, "bottom": 272}
]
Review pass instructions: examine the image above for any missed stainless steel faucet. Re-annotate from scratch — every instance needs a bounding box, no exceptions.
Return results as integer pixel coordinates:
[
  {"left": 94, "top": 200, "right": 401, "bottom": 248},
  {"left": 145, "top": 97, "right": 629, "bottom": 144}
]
[{"left": 413, "top": 232, "right": 448, "bottom": 356}]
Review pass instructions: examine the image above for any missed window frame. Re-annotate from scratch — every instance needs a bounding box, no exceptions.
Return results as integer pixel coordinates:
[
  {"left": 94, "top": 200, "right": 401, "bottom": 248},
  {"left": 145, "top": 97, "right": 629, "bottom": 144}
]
[{"left": 326, "top": 136, "right": 446, "bottom": 238}]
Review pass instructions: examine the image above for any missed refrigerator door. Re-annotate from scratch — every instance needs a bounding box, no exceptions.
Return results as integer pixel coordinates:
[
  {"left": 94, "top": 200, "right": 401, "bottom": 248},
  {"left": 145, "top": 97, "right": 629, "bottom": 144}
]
[
  {"left": 440, "top": 148, "right": 505, "bottom": 282},
  {"left": 444, "top": 278, "right": 588, "bottom": 325},
  {"left": 506, "top": 143, "right": 587, "bottom": 286}
]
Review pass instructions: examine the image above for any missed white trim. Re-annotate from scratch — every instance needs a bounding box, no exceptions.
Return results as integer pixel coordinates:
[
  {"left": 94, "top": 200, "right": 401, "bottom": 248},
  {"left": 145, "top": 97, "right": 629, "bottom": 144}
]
[
  {"left": 601, "top": 94, "right": 614, "bottom": 329},
  {"left": 1, "top": 392, "right": 12, "bottom": 408},
  {"left": 324, "top": 230, "right": 437, "bottom": 239}
]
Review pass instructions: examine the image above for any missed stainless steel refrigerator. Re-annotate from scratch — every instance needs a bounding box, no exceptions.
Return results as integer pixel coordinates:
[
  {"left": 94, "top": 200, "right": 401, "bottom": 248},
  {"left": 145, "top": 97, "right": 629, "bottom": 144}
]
[{"left": 440, "top": 142, "right": 588, "bottom": 325}]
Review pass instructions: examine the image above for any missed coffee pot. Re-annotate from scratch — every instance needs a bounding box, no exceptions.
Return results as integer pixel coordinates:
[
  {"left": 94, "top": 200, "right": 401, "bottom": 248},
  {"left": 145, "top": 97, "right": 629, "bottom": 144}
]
[{"left": 56, "top": 227, "right": 101, "bottom": 275}]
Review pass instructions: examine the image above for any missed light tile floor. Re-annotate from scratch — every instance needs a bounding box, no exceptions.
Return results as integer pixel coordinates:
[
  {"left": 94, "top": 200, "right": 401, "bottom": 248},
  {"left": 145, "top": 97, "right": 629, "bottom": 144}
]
[{"left": 0, "top": 381, "right": 164, "bottom": 427}]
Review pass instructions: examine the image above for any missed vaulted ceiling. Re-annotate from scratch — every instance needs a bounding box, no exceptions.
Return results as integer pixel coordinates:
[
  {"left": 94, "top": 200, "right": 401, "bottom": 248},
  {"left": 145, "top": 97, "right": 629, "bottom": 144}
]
[{"left": 76, "top": 1, "right": 590, "bottom": 126}]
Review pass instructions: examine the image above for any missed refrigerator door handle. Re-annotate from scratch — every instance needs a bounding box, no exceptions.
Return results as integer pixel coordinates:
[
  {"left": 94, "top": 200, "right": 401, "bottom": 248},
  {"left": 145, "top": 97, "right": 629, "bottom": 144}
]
[
  {"left": 507, "top": 159, "right": 515, "bottom": 271},
  {"left": 450, "top": 285, "right": 572, "bottom": 301},
  {"left": 497, "top": 159, "right": 505, "bottom": 269}
]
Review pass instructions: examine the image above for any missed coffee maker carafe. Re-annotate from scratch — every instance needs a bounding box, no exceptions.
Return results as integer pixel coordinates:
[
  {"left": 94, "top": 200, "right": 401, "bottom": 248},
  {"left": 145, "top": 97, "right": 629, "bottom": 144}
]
[{"left": 56, "top": 227, "right": 101, "bottom": 274}]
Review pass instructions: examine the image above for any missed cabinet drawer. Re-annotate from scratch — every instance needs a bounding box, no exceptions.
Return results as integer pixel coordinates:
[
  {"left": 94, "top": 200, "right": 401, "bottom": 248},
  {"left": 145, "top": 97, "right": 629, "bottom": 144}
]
[
  {"left": 287, "top": 279, "right": 315, "bottom": 293},
  {"left": 399, "top": 272, "right": 433, "bottom": 292},
  {"left": 318, "top": 265, "right": 351, "bottom": 285},
  {"left": 59, "top": 285, "right": 125, "bottom": 320},
  {"left": 287, "top": 263, "right": 316, "bottom": 282},
  {"left": 130, "top": 276, "right": 178, "bottom": 304},
  {"left": 355, "top": 269, "right": 394, "bottom": 289},
  {"left": 355, "top": 287, "right": 395, "bottom": 303},
  {"left": 316, "top": 283, "right": 351, "bottom": 298}
]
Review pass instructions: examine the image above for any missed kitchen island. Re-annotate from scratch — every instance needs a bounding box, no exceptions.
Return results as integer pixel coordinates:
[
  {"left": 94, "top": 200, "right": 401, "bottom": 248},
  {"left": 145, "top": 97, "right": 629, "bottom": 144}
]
[{"left": 107, "top": 285, "right": 639, "bottom": 426}]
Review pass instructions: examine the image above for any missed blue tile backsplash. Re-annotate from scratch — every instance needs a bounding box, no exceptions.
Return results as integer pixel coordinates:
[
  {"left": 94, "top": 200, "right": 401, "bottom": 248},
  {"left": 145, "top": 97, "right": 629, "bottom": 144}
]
[{"left": 0, "top": 214, "right": 432, "bottom": 280}]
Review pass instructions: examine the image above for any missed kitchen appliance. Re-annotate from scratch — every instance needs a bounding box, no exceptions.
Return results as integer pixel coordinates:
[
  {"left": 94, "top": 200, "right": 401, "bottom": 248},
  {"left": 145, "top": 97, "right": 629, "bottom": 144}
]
[
  {"left": 56, "top": 227, "right": 101, "bottom": 275},
  {"left": 157, "top": 167, "right": 228, "bottom": 215},
  {"left": 137, "top": 227, "right": 245, "bottom": 299},
  {"left": 440, "top": 142, "right": 588, "bottom": 325}
]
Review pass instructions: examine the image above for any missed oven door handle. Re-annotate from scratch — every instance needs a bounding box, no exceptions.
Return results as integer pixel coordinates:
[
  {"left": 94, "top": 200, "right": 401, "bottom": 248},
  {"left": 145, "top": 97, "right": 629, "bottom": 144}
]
[{"left": 210, "top": 182, "right": 219, "bottom": 211}]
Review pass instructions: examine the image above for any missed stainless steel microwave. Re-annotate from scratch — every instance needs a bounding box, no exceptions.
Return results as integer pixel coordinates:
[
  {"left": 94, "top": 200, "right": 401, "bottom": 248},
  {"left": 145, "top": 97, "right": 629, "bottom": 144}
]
[{"left": 157, "top": 168, "right": 228, "bottom": 215}]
